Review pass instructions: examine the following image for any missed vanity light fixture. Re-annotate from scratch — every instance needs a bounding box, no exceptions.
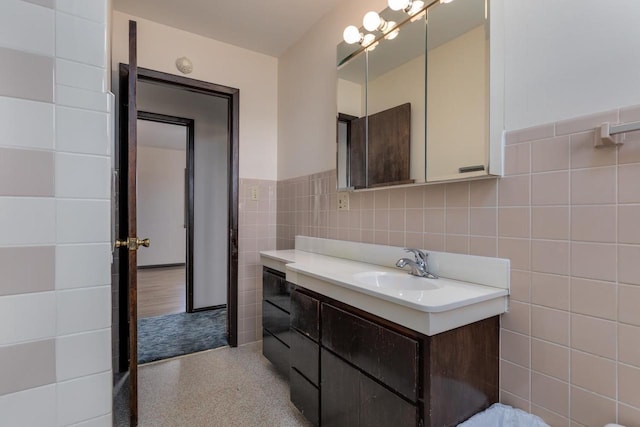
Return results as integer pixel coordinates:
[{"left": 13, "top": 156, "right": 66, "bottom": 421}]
[
  {"left": 343, "top": 7, "right": 404, "bottom": 47},
  {"left": 343, "top": 25, "right": 378, "bottom": 48},
  {"left": 363, "top": 11, "right": 395, "bottom": 33},
  {"left": 343, "top": 25, "right": 364, "bottom": 44},
  {"left": 388, "top": 0, "right": 425, "bottom": 16}
]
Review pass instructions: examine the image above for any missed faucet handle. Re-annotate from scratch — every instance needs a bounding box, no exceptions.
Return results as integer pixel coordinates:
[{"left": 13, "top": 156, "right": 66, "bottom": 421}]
[{"left": 404, "top": 248, "right": 427, "bottom": 263}]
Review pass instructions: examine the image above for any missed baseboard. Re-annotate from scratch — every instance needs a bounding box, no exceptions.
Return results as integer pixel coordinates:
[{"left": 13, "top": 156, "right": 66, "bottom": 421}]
[
  {"left": 192, "top": 304, "right": 227, "bottom": 313},
  {"left": 137, "top": 263, "right": 186, "bottom": 270}
]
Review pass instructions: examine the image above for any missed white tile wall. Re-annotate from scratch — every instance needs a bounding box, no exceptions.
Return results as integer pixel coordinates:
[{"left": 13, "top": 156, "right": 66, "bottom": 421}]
[
  {"left": 55, "top": 86, "right": 110, "bottom": 112},
  {"left": 55, "top": 244, "right": 112, "bottom": 289},
  {"left": 55, "top": 12, "right": 106, "bottom": 67},
  {"left": 68, "top": 414, "right": 111, "bottom": 427},
  {"left": 56, "top": 330, "right": 111, "bottom": 381},
  {"left": 0, "top": 0, "right": 54, "bottom": 55},
  {"left": 56, "top": 200, "right": 110, "bottom": 243},
  {"left": 55, "top": 0, "right": 106, "bottom": 23},
  {"left": 0, "top": 0, "right": 112, "bottom": 423},
  {"left": 0, "top": 384, "right": 56, "bottom": 427},
  {"left": 56, "top": 107, "right": 109, "bottom": 155},
  {"left": 56, "top": 372, "right": 111, "bottom": 426},
  {"left": 0, "top": 97, "right": 54, "bottom": 150},
  {"left": 55, "top": 153, "right": 110, "bottom": 199},
  {"left": 56, "top": 287, "right": 110, "bottom": 335},
  {"left": 0, "top": 198, "right": 55, "bottom": 245},
  {"left": 0, "top": 292, "right": 56, "bottom": 345},
  {"left": 56, "top": 59, "right": 106, "bottom": 92}
]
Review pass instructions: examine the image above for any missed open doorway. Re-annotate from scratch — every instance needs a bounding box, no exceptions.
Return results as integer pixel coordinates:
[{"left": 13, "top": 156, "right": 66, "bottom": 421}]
[
  {"left": 113, "top": 55, "right": 239, "bottom": 425},
  {"left": 134, "top": 112, "right": 229, "bottom": 365}
]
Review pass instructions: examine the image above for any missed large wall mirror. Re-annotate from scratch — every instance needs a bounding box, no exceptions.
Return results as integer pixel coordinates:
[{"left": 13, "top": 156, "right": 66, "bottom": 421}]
[{"left": 337, "top": 0, "right": 504, "bottom": 190}]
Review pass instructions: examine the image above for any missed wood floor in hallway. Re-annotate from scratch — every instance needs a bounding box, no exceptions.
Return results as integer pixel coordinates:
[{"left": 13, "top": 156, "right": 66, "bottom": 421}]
[{"left": 137, "top": 266, "right": 186, "bottom": 319}]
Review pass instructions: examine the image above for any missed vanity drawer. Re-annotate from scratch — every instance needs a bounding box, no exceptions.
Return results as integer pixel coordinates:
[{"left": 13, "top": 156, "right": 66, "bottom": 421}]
[
  {"left": 263, "top": 329, "right": 289, "bottom": 379},
  {"left": 290, "top": 329, "right": 319, "bottom": 386},
  {"left": 263, "top": 267, "right": 292, "bottom": 312},
  {"left": 262, "top": 301, "right": 291, "bottom": 346},
  {"left": 290, "top": 367, "right": 319, "bottom": 426},
  {"left": 321, "top": 303, "right": 419, "bottom": 401},
  {"left": 291, "top": 289, "right": 319, "bottom": 342}
]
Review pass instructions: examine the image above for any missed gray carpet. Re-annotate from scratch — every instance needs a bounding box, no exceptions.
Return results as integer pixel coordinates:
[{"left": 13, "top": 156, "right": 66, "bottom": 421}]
[{"left": 138, "top": 308, "right": 228, "bottom": 364}]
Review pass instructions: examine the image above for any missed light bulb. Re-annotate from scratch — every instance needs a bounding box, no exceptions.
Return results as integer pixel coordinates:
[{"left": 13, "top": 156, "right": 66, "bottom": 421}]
[
  {"left": 440, "top": 0, "right": 454, "bottom": 3},
  {"left": 361, "top": 33, "right": 376, "bottom": 47},
  {"left": 385, "top": 23, "right": 400, "bottom": 40},
  {"left": 408, "top": 0, "right": 425, "bottom": 15},
  {"left": 388, "top": 0, "right": 410, "bottom": 11},
  {"left": 343, "top": 25, "right": 362, "bottom": 44},
  {"left": 363, "top": 11, "right": 382, "bottom": 32}
]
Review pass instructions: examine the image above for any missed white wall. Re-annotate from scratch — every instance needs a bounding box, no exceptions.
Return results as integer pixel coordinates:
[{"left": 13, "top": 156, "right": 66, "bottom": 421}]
[
  {"left": 137, "top": 144, "right": 186, "bottom": 267},
  {"left": 111, "top": 11, "right": 278, "bottom": 181},
  {"left": 278, "top": 0, "right": 387, "bottom": 181},
  {"left": 137, "top": 81, "right": 229, "bottom": 309},
  {"left": 278, "top": 0, "right": 640, "bottom": 179},
  {"left": 504, "top": 0, "right": 640, "bottom": 130}
]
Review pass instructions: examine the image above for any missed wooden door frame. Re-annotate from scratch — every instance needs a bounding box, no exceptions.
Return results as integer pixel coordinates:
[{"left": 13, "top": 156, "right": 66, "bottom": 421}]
[
  {"left": 137, "top": 110, "right": 195, "bottom": 313},
  {"left": 117, "top": 64, "right": 240, "bottom": 373}
]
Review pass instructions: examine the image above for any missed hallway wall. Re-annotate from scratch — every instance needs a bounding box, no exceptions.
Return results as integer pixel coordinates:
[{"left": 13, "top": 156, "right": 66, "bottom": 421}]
[{"left": 0, "top": 0, "right": 113, "bottom": 425}]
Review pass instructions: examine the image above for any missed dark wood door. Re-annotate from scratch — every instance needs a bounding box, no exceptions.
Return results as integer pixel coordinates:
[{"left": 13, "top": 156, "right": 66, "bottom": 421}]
[{"left": 115, "top": 20, "right": 141, "bottom": 426}]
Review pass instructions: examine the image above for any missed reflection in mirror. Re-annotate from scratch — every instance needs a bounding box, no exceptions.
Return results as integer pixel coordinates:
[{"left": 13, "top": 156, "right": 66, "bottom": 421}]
[
  {"left": 337, "top": 50, "right": 366, "bottom": 189},
  {"left": 366, "top": 11, "right": 425, "bottom": 185},
  {"left": 337, "top": 8, "right": 426, "bottom": 189},
  {"left": 426, "top": 0, "right": 489, "bottom": 181}
]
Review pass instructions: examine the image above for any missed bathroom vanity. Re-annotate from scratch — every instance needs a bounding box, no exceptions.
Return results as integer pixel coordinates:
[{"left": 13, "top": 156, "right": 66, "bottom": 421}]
[{"left": 261, "top": 237, "right": 509, "bottom": 427}]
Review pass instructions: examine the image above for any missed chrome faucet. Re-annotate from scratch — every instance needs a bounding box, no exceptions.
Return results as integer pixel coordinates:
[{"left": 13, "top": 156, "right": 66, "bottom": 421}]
[{"left": 396, "top": 248, "right": 439, "bottom": 279}]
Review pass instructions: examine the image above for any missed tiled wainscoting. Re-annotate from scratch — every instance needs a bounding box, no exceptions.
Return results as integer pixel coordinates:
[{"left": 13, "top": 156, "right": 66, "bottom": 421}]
[
  {"left": 238, "top": 178, "right": 277, "bottom": 344},
  {"left": 276, "top": 105, "right": 640, "bottom": 426},
  {"left": 0, "top": 1, "right": 112, "bottom": 426}
]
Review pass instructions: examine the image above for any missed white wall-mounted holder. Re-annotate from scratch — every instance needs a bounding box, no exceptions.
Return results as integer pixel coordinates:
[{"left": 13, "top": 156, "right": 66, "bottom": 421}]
[{"left": 595, "top": 121, "right": 640, "bottom": 147}]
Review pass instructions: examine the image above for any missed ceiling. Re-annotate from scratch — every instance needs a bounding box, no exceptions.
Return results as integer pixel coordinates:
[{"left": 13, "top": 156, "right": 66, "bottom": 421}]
[{"left": 113, "top": 0, "right": 343, "bottom": 57}]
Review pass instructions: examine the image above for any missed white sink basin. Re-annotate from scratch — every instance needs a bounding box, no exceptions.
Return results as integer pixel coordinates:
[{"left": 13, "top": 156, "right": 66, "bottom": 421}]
[{"left": 353, "top": 271, "right": 441, "bottom": 291}]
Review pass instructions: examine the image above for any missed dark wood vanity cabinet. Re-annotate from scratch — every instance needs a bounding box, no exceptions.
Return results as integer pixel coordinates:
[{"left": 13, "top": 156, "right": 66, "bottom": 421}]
[
  {"left": 262, "top": 268, "right": 499, "bottom": 427},
  {"left": 293, "top": 288, "right": 499, "bottom": 427},
  {"left": 289, "top": 288, "right": 321, "bottom": 426},
  {"left": 262, "top": 267, "right": 292, "bottom": 379}
]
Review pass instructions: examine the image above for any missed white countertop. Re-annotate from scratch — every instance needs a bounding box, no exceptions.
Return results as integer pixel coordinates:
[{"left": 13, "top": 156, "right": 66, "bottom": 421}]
[
  {"left": 260, "top": 237, "right": 510, "bottom": 336},
  {"left": 261, "top": 249, "right": 507, "bottom": 313}
]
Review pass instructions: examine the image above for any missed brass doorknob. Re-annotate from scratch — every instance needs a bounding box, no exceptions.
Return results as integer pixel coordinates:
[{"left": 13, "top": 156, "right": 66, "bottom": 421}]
[{"left": 114, "top": 237, "right": 151, "bottom": 251}]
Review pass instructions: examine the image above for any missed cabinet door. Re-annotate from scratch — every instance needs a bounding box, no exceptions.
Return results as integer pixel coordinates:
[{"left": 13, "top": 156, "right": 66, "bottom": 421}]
[
  {"left": 263, "top": 268, "right": 291, "bottom": 312},
  {"left": 322, "top": 348, "right": 418, "bottom": 427},
  {"left": 263, "top": 330, "right": 289, "bottom": 379},
  {"left": 359, "top": 374, "right": 418, "bottom": 427},
  {"left": 262, "top": 301, "right": 291, "bottom": 346},
  {"left": 322, "top": 303, "right": 419, "bottom": 401},
  {"left": 290, "top": 329, "right": 319, "bottom": 385},
  {"left": 291, "top": 289, "right": 319, "bottom": 341},
  {"left": 321, "top": 349, "right": 359, "bottom": 427}
]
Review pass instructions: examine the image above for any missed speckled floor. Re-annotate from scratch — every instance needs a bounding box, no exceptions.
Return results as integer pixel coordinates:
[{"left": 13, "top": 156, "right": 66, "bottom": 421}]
[{"left": 136, "top": 341, "right": 312, "bottom": 426}]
